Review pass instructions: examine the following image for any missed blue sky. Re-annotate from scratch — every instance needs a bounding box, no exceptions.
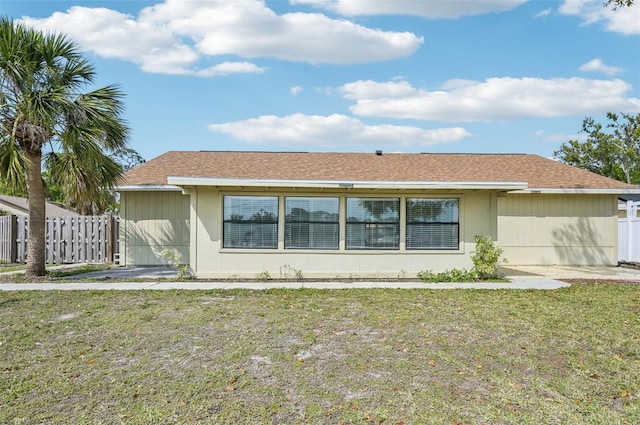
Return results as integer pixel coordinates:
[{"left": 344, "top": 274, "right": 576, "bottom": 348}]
[{"left": 3, "top": 0, "right": 639, "bottom": 162}]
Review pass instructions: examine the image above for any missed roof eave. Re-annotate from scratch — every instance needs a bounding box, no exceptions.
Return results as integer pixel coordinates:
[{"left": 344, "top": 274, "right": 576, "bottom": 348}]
[
  {"left": 117, "top": 184, "right": 183, "bottom": 192},
  {"left": 166, "top": 176, "right": 529, "bottom": 191},
  {"left": 511, "top": 188, "right": 640, "bottom": 194}
]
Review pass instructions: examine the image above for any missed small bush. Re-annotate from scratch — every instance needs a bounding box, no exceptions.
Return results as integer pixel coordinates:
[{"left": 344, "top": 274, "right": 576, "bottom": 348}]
[
  {"left": 280, "top": 265, "right": 303, "bottom": 280},
  {"left": 256, "top": 270, "right": 271, "bottom": 281},
  {"left": 160, "top": 248, "right": 193, "bottom": 280},
  {"left": 417, "top": 268, "right": 478, "bottom": 283},
  {"left": 417, "top": 235, "right": 505, "bottom": 283},
  {"left": 471, "top": 235, "right": 505, "bottom": 279}
]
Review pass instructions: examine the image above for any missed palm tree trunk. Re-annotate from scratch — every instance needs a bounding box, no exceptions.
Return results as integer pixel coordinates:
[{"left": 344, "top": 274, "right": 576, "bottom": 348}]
[{"left": 25, "top": 150, "right": 46, "bottom": 277}]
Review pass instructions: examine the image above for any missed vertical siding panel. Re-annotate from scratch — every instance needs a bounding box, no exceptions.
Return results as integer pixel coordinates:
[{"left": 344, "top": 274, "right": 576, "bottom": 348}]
[{"left": 120, "top": 191, "right": 190, "bottom": 266}]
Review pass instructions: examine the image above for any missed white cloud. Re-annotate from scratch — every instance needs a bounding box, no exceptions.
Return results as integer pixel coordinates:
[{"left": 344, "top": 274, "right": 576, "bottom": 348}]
[
  {"left": 534, "top": 8, "right": 553, "bottom": 18},
  {"left": 533, "top": 130, "right": 586, "bottom": 142},
  {"left": 194, "top": 62, "right": 266, "bottom": 77},
  {"left": 21, "top": 7, "right": 200, "bottom": 75},
  {"left": 559, "top": 0, "right": 640, "bottom": 35},
  {"left": 290, "top": 0, "right": 528, "bottom": 18},
  {"left": 290, "top": 86, "right": 303, "bottom": 95},
  {"left": 337, "top": 78, "right": 640, "bottom": 122},
  {"left": 579, "top": 58, "right": 623, "bottom": 76},
  {"left": 20, "top": 0, "right": 422, "bottom": 76},
  {"left": 208, "top": 113, "right": 471, "bottom": 147},
  {"left": 338, "top": 80, "right": 417, "bottom": 100}
]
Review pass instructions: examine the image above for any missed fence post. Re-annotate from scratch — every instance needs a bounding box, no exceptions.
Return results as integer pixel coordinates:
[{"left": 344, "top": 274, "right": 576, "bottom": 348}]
[
  {"left": 627, "top": 201, "right": 633, "bottom": 263},
  {"left": 9, "top": 215, "right": 18, "bottom": 263},
  {"left": 106, "top": 215, "right": 113, "bottom": 263}
]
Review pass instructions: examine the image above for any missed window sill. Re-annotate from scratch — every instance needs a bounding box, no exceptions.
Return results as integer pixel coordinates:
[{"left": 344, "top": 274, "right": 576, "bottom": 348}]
[{"left": 219, "top": 248, "right": 465, "bottom": 254}]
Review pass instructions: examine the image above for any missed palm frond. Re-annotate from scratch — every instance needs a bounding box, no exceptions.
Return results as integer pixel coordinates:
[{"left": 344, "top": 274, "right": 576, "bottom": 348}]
[{"left": 0, "top": 135, "right": 26, "bottom": 192}]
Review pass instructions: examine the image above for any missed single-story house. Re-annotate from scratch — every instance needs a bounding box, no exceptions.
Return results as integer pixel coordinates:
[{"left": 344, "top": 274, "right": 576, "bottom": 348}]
[
  {"left": 0, "top": 195, "right": 78, "bottom": 216},
  {"left": 117, "top": 151, "right": 640, "bottom": 278}
]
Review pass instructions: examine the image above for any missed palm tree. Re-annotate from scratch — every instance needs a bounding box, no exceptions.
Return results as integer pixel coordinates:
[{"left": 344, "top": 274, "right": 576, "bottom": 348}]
[{"left": 0, "top": 17, "right": 129, "bottom": 277}]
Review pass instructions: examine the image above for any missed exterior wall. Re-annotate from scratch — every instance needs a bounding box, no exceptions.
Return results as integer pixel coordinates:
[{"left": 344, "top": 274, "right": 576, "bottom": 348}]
[
  {"left": 119, "top": 190, "right": 190, "bottom": 265},
  {"left": 497, "top": 194, "right": 618, "bottom": 265},
  {"left": 190, "top": 187, "right": 495, "bottom": 278}
]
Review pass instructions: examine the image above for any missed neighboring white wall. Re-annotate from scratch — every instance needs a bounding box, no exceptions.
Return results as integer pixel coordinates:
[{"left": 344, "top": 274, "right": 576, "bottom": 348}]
[
  {"left": 190, "top": 187, "right": 495, "bottom": 278},
  {"left": 119, "top": 190, "right": 190, "bottom": 265},
  {"left": 618, "top": 201, "right": 640, "bottom": 262},
  {"left": 497, "top": 194, "right": 618, "bottom": 265}
]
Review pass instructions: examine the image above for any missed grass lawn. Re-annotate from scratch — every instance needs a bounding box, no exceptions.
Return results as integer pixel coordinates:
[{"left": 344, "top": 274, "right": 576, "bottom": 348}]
[{"left": 1, "top": 284, "right": 638, "bottom": 424}]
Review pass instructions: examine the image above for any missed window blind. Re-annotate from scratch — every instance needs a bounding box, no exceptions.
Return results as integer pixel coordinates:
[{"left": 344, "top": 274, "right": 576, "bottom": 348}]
[
  {"left": 346, "top": 198, "right": 400, "bottom": 249},
  {"left": 406, "top": 198, "right": 459, "bottom": 249},
  {"left": 285, "top": 197, "right": 339, "bottom": 249},
  {"left": 223, "top": 196, "right": 278, "bottom": 248}
]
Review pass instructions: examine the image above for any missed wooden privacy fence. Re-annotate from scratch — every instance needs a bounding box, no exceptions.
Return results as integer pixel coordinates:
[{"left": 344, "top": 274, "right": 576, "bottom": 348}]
[{"left": 0, "top": 215, "right": 119, "bottom": 264}]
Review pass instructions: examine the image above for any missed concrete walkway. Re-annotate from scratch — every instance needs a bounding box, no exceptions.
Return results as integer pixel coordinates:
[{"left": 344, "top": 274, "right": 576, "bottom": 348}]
[
  {"left": 0, "top": 278, "right": 569, "bottom": 291},
  {"left": 2, "top": 264, "right": 638, "bottom": 291}
]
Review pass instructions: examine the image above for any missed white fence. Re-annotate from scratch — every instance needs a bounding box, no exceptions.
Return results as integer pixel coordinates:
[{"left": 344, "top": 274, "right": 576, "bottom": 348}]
[
  {"left": 0, "top": 215, "right": 119, "bottom": 264},
  {"left": 619, "top": 201, "right": 640, "bottom": 263}
]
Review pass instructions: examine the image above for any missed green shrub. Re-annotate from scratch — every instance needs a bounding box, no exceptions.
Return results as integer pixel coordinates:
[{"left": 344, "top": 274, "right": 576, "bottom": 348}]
[
  {"left": 280, "top": 265, "right": 303, "bottom": 279},
  {"left": 417, "top": 235, "right": 505, "bottom": 283},
  {"left": 471, "top": 235, "right": 505, "bottom": 279},
  {"left": 417, "top": 268, "right": 478, "bottom": 283},
  {"left": 160, "top": 248, "right": 193, "bottom": 280},
  {"left": 256, "top": 270, "right": 271, "bottom": 281}
]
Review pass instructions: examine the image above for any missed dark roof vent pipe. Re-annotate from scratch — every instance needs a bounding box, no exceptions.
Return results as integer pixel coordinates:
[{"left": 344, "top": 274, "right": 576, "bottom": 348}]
[{"left": 375, "top": 150, "right": 382, "bottom": 156}]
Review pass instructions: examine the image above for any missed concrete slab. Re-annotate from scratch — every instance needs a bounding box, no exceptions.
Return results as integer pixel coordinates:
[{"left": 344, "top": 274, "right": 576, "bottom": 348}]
[
  {"left": 1, "top": 264, "right": 634, "bottom": 292},
  {"left": 501, "top": 265, "right": 640, "bottom": 281},
  {"left": 65, "top": 266, "right": 180, "bottom": 280},
  {"left": 6, "top": 264, "right": 632, "bottom": 283},
  {"left": 1, "top": 278, "right": 571, "bottom": 291}
]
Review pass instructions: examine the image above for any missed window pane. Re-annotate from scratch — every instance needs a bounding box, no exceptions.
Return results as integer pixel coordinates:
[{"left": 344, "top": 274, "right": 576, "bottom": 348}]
[
  {"left": 407, "top": 198, "right": 458, "bottom": 223},
  {"left": 346, "top": 198, "right": 399, "bottom": 249},
  {"left": 347, "top": 223, "right": 399, "bottom": 249},
  {"left": 406, "top": 198, "right": 459, "bottom": 249},
  {"left": 285, "top": 197, "right": 339, "bottom": 249},
  {"left": 347, "top": 198, "right": 399, "bottom": 223},
  {"left": 223, "top": 196, "right": 278, "bottom": 248},
  {"left": 407, "top": 224, "right": 459, "bottom": 249}
]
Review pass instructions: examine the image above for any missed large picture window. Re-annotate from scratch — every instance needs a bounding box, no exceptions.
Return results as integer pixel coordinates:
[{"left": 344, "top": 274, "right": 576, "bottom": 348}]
[
  {"left": 346, "top": 198, "right": 399, "bottom": 250},
  {"left": 406, "top": 198, "right": 459, "bottom": 250},
  {"left": 223, "top": 196, "right": 278, "bottom": 248},
  {"left": 285, "top": 197, "right": 339, "bottom": 249}
]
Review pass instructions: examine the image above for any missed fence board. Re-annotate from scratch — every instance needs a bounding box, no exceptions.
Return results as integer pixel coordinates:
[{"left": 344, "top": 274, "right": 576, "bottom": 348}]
[
  {"left": 0, "top": 215, "right": 119, "bottom": 264},
  {"left": 0, "top": 216, "right": 11, "bottom": 262},
  {"left": 619, "top": 201, "right": 640, "bottom": 263}
]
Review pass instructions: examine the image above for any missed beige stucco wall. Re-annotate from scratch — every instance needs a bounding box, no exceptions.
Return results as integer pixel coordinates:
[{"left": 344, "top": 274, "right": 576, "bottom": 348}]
[
  {"left": 119, "top": 189, "right": 621, "bottom": 272},
  {"left": 497, "top": 193, "right": 618, "bottom": 265},
  {"left": 189, "top": 187, "right": 495, "bottom": 278},
  {"left": 119, "top": 190, "right": 190, "bottom": 265}
]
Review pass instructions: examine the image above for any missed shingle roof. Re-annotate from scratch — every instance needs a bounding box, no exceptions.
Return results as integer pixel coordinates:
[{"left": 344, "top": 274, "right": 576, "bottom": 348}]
[
  {"left": 121, "top": 151, "right": 636, "bottom": 190},
  {"left": 0, "top": 195, "right": 79, "bottom": 216}
]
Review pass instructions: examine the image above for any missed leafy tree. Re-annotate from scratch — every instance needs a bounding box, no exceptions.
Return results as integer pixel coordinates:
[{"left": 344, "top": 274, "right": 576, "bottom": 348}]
[
  {"left": 46, "top": 147, "right": 144, "bottom": 214},
  {"left": 113, "top": 147, "right": 145, "bottom": 172},
  {"left": 554, "top": 113, "right": 640, "bottom": 184},
  {"left": 0, "top": 18, "right": 129, "bottom": 277},
  {"left": 604, "top": 0, "right": 635, "bottom": 9}
]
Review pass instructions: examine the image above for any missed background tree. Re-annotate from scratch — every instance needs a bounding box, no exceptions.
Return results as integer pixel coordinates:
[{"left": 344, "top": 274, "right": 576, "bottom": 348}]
[
  {"left": 554, "top": 113, "right": 640, "bottom": 184},
  {"left": 604, "top": 0, "right": 635, "bottom": 9},
  {"left": 45, "top": 146, "right": 144, "bottom": 214},
  {"left": 0, "top": 18, "right": 130, "bottom": 276},
  {"left": 113, "top": 147, "right": 145, "bottom": 172},
  {"left": 2, "top": 148, "right": 144, "bottom": 214}
]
